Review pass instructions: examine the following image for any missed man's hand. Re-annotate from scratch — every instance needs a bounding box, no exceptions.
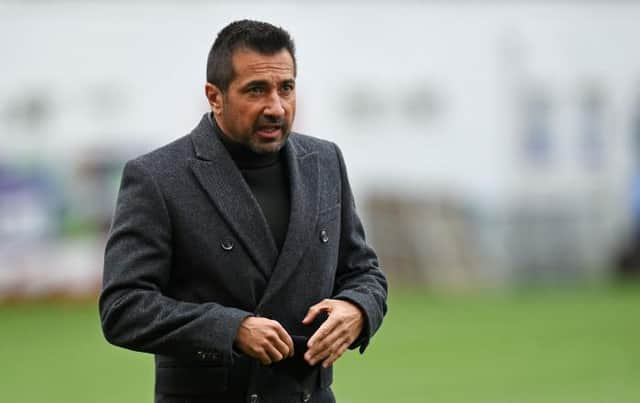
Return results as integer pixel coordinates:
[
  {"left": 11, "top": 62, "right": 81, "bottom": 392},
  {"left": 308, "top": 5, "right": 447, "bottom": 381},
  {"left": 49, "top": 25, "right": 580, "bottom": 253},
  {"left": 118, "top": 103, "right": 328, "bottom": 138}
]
[
  {"left": 302, "top": 299, "right": 364, "bottom": 368},
  {"left": 234, "top": 316, "right": 294, "bottom": 365}
]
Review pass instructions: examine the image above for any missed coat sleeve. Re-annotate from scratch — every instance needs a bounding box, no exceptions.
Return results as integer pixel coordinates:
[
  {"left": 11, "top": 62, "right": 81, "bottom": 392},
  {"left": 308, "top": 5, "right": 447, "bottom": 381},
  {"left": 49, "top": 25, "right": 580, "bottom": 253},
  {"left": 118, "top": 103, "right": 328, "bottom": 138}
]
[
  {"left": 330, "top": 143, "right": 388, "bottom": 353},
  {"left": 98, "top": 158, "right": 252, "bottom": 366}
]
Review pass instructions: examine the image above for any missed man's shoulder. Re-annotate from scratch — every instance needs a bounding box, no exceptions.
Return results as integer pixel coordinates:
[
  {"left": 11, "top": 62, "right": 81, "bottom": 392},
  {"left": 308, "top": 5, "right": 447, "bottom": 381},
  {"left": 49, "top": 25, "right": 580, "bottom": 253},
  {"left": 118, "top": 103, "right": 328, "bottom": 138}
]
[
  {"left": 289, "top": 132, "right": 348, "bottom": 175},
  {"left": 127, "top": 133, "right": 193, "bottom": 176},
  {"left": 289, "top": 132, "right": 337, "bottom": 156}
]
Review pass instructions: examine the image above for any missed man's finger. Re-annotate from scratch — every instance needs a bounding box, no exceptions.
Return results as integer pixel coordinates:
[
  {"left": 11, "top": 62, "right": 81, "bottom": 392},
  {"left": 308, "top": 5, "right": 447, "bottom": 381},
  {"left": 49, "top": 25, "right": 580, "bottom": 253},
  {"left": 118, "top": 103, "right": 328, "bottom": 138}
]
[
  {"left": 306, "top": 333, "right": 347, "bottom": 366},
  {"left": 264, "top": 343, "right": 285, "bottom": 363},
  {"left": 307, "top": 315, "right": 339, "bottom": 348},
  {"left": 257, "top": 348, "right": 272, "bottom": 366},
  {"left": 273, "top": 323, "right": 295, "bottom": 357},
  {"left": 270, "top": 331, "right": 293, "bottom": 359},
  {"left": 305, "top": 342, "right": 332, "bottom": 366},
  {"left": 302, "top": 300, "right": 330, "bottom": 324},
  {"left": 306, "top": 320, "right": 344, "bottom": 358},
  {"left": 305, "top": 323, "right": 342, "bottom": 365},
  {"left": 322, "top": 340, "right": 351, "bottom": 368}
]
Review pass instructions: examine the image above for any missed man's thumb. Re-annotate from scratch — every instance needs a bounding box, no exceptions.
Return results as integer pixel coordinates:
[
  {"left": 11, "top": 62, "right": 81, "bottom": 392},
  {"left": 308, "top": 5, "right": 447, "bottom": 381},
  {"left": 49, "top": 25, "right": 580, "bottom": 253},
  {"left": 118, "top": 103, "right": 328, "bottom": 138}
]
[{"left": 302, "top": 301, "right": 327, "bottom": 324}]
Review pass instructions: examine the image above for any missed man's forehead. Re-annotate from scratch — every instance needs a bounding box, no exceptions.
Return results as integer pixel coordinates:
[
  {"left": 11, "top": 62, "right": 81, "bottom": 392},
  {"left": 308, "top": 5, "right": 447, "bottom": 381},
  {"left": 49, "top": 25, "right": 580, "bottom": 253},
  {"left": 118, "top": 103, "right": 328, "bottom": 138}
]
[{"left": 231, "top": 48, "right": 295, "bottom": 79}]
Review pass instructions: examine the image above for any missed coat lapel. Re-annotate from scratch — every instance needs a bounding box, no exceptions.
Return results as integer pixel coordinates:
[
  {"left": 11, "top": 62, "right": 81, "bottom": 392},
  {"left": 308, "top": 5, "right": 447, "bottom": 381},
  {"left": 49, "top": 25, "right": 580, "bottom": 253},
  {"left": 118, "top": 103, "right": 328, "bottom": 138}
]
[
  {"left": 188, "top": 115, "right": 278, "bottom": 279},
  {"left": 257, "top": 138, "right": 319, "bottom": 310}
]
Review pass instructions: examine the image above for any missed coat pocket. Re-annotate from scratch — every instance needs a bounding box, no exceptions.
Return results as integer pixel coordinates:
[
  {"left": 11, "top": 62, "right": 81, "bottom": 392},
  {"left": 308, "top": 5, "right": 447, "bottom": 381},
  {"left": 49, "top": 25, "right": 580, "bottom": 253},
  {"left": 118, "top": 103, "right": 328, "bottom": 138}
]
[{"left": 155, "top": 366, "right": 228, "bottom": 395}]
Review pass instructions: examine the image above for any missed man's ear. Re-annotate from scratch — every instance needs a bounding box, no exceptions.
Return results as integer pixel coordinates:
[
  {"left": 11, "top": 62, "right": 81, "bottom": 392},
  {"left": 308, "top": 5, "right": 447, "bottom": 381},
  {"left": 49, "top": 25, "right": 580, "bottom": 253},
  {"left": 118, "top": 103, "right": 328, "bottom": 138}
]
[{"left": 205, "top": 83, "right": 224, "bottom": 116}]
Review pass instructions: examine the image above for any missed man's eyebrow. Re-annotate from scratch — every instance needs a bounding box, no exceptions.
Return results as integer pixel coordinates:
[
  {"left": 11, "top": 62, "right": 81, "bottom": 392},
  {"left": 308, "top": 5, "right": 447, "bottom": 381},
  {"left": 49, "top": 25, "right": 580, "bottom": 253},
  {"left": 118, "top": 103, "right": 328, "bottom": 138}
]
[
  {"left": 242, "top": 78, "right": 296, "bottom": 88},
  {"left": 243, "top": 79, "right": 269, "bottom": 88}
]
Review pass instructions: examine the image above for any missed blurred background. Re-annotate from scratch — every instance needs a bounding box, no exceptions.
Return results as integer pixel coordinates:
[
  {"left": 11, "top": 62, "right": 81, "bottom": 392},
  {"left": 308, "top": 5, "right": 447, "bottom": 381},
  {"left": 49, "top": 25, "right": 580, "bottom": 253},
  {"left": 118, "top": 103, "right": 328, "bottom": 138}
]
[{"left": 1, "top": 1, "right": 639, "bottom": 402}]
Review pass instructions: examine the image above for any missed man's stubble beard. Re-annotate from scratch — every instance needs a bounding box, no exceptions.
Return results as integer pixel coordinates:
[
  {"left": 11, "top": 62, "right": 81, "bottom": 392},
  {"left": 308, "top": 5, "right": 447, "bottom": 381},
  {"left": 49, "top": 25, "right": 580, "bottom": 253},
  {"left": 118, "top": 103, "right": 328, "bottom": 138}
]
[
  {"left": 248, "top": 122, "right": 292, "bottom": 155},
  {"left": 220, "top": 103, "right": 292, "bottom": 155}
]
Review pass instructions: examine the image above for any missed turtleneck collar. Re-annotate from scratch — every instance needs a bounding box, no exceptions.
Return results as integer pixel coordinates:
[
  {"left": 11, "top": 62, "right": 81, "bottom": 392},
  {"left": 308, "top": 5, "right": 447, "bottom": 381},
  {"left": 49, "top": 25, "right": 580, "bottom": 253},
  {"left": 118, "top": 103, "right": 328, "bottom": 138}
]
[{"left": 207, "top": 112, "right": 281, "bottom": 169}]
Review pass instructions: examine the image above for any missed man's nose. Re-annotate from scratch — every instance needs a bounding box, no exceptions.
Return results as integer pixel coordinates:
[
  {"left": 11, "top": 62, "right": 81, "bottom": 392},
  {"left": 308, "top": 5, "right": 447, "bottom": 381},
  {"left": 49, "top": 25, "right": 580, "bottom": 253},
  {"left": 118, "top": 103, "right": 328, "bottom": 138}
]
[{"left": 263, "top": 91, "right": 286, "bottom": 118}]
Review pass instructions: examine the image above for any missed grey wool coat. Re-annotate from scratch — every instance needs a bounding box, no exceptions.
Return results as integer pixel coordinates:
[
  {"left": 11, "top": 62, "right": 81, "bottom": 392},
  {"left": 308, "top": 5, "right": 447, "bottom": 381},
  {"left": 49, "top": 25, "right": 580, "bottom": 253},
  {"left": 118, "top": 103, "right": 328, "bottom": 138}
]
[{"left": 99, "top": 114, "right": 388, "bottom": 403}]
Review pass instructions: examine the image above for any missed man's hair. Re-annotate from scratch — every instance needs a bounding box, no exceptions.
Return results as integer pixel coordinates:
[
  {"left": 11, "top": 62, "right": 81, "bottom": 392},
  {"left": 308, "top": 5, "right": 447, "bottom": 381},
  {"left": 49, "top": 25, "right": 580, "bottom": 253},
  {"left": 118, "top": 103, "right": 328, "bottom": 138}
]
[{"left": 206, "top": 20, "right": 296, "bottom": 92}]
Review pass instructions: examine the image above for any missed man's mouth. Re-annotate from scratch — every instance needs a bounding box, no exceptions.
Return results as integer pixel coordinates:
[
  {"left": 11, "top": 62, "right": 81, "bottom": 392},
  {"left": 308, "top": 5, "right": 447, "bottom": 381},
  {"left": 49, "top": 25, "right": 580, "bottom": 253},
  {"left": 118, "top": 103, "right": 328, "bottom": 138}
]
[{"left": 255, "top": 125, "right": 282, "bottom": 139}]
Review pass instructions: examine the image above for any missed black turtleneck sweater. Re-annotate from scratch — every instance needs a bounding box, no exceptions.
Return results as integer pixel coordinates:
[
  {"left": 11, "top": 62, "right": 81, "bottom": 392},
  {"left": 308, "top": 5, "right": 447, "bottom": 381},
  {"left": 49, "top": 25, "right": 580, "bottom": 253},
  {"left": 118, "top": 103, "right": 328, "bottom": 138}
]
[{"left": 208, "top": 113, "right": 290, "bottom": 252}]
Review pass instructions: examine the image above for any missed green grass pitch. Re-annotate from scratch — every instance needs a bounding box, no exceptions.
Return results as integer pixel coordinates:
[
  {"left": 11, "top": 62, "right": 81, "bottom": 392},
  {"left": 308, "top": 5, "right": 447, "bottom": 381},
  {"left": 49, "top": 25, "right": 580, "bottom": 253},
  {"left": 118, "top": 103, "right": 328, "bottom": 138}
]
[{"left": 1, "top": 282, "right": 638, "bottom": 403}]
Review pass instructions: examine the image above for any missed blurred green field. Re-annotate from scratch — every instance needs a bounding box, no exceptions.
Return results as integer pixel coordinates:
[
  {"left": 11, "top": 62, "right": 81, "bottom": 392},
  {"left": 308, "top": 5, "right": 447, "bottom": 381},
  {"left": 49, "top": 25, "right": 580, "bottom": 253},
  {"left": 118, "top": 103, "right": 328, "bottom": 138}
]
[{"left": 1, "top": 282, "right": 639, "bottom": 403}]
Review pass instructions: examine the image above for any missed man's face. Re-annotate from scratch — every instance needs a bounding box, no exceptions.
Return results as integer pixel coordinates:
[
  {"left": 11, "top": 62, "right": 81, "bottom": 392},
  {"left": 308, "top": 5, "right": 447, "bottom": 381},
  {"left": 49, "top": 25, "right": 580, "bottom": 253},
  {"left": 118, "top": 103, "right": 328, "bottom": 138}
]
[{"left": 206, "top": 48, "right": 296, "bottom": 154}]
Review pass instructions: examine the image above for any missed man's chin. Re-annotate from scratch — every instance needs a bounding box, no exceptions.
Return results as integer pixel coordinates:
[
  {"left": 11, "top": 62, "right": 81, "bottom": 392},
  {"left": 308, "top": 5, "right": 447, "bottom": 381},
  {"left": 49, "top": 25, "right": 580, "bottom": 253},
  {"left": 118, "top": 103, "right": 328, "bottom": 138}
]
[{"left": 250, "top": 136, "right": 288, "bottom": 154}]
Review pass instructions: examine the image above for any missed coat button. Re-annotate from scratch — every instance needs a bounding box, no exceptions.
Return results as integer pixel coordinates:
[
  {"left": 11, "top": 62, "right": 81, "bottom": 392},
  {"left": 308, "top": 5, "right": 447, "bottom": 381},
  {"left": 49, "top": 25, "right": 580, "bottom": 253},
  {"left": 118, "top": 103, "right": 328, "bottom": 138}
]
[
  {"left": 249, "top": 394, "right": 259, "bottom": 403},
  {"left": 319, "top": 230, "right": 329, "bottom": 243},
  {"left": 301, "top": 391, "right": 311, "bottom": 402},
  {"left": 221, "top": 238, "right": 234, "bottom": 251}
]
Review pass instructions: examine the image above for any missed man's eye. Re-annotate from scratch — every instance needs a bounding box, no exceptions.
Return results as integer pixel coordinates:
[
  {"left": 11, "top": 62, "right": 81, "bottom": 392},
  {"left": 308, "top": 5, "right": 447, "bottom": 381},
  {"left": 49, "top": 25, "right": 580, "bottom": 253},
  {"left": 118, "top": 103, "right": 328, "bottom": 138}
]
[
  {"left": 248, "top": 87, "right": 264, "bottom": 94},
  {"left": 281, "top": 84, "right": 294, "bottom": 93}
]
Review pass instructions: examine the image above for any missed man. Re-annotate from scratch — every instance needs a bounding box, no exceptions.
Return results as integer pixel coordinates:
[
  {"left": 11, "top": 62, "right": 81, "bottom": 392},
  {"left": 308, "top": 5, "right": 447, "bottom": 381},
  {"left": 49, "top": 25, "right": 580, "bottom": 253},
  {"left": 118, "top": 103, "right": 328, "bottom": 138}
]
[{"left": 99, "top": 20, "right": 387, "bottom": 403}]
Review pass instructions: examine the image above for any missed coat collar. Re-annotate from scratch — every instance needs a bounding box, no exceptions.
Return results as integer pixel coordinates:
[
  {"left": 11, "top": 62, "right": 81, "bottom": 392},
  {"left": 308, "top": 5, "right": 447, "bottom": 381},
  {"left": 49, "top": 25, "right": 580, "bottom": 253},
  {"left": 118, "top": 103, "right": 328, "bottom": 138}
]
[
  {"left": 258, "top": 134, "right": 319, "bottom": 310},
  {"left": 188, "top": 114, "right": 319, "bottom": 294}
]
